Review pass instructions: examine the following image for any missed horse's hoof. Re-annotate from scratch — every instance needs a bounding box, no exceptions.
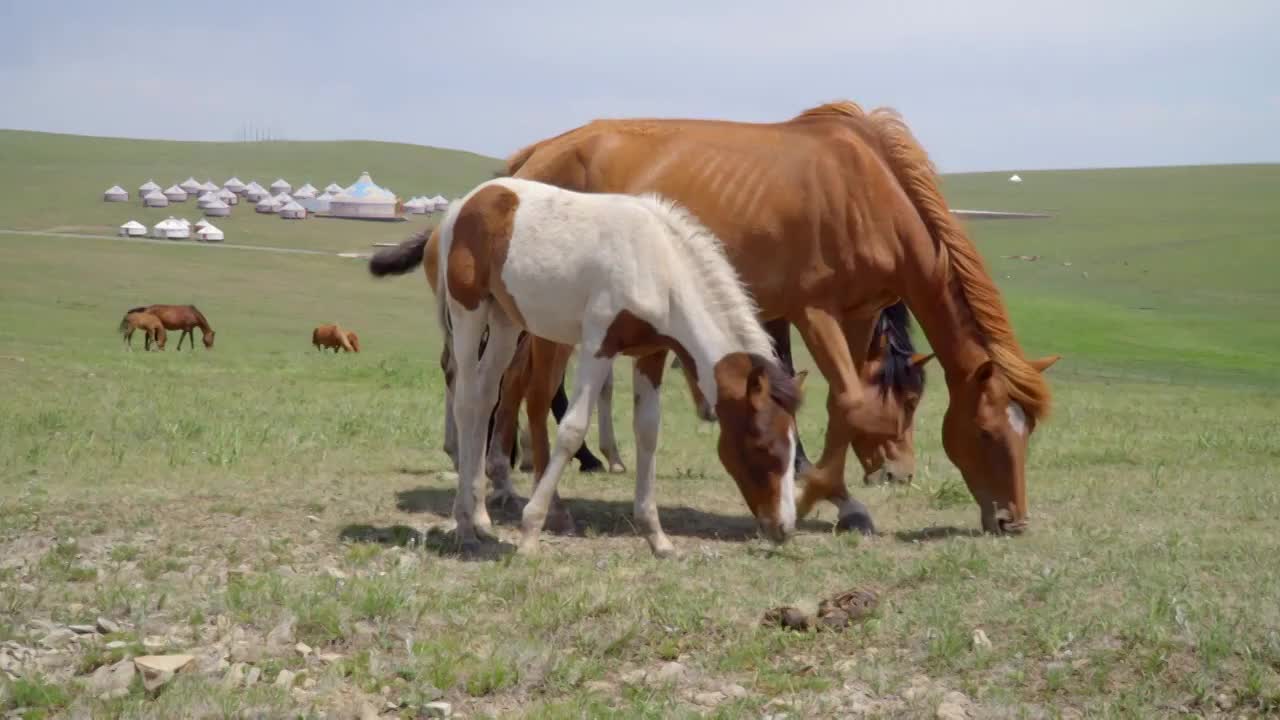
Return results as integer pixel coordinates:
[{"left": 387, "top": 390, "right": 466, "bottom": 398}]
[
  {"left": 647, "top": 536, "right": 676, "bottom": 559},
  {"left": 609, "top": 462, "right": 627, "bottom": 474},
  {"left": 458, "top": 538, "right": 482, "bottom": 557},
  {"left": 517, "top": 537, "right": 541, "bottom": 556},
  {"left": 545, "top": 510, "right": 575, "bottom": 536},
  {"left": 835, "top": 509, "right": 877, "bottom": 536},
  {"left": 518, "top": 460, "right": 534, "bottom": 473}
]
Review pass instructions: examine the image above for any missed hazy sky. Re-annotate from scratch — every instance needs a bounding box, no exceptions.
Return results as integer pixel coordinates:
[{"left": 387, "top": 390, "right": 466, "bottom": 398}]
[{"left": 2, "top": 1, "right": 1277, "bottom": 172}]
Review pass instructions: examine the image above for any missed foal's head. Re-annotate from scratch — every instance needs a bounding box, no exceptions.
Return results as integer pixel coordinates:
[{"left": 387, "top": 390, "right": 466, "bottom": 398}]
[
  {"left": 712, "top": 353, "right": 805, "bottom": 544},
  {"left": 202, "top": 330, "right": 216, "bottom": 349},
  {"left": 850, "top": 333, "right": 933, "bottom": 485}
]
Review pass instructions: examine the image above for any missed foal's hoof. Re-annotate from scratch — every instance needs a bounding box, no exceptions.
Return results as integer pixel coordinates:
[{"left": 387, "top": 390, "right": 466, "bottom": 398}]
[
  {"left": 835, "top": 508, "right": 877, "bottom": 536},
  {"left": 518, "top": 459, "right": 534, "bottom": 473},
  {"left": 516, "top": 537, "right": 541, "bottom": 556},
  {"left": 545, "top": 509, "right": 576, "bottom": 536},
  {"left": 608, "top": 462, "right": 627, "bottom": 474},
  {"left": 646, "top": 535, "right": 676, "bottom": 559}
]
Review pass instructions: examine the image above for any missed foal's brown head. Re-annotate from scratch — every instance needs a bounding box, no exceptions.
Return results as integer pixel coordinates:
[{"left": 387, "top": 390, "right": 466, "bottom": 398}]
[
  {"left": 850, "top": 335, "right": 934, "bottom": 485},
  {"left": 202, "top": 330, "right": 216, "bottom": 349},
  {"left": 712, "top": 353, "right": 805, "bottom": 544}
]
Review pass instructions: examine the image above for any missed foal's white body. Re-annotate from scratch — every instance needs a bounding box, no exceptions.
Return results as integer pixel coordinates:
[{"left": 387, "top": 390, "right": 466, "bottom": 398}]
[{"left": 439, "top": 177, "right": 796, "bottom": 555}]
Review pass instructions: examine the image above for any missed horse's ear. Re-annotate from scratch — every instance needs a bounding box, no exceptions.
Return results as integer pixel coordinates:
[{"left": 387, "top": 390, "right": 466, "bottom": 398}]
[
  {"left": 973, "top": 361, "right": 996, "bottom": 385},
  {"left": 792, "top": 370, "right": 809, "bottom": 394},
  {"left": 910, "top": 353, "right": 935, "bottom": 369},
  {"left": 745, "top": 363, "right": 770, "bottom": 409},
  {"left": 1028, "top": 355, "right": 1061, "bottom": 373}
]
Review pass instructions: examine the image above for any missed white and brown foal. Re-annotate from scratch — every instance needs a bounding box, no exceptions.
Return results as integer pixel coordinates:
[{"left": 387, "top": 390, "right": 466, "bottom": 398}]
[{"left": 438, "top": 177, "right": 803, "bottom": 556}]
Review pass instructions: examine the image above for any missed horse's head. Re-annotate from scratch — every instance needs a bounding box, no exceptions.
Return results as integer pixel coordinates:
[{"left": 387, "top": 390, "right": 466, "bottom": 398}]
[
  {"left": 202, "top": 330, "right": 216, "bottom": 349},
  {"left": 851, "top": 333, "right": 934, "bottom": 485},
  {"left": 712, "top": 353, "right": 805, "bottom": 544},
  {"left": 346, "top": 331, "right": 360, "bottom": 352},
  {"left": 943, "top": 355, "right": 1060, "bottom": 534}
]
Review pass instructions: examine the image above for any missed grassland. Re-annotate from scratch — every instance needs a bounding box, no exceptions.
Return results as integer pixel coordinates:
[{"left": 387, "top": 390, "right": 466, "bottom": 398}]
[{"left": 1, "top": 137, "right": 1279, "bottom": 719}]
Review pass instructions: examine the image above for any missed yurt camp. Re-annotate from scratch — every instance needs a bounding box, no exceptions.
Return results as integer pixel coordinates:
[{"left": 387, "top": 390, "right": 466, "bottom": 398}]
[
  {"left": 203, "top": 199, "right": 231, "bottom": 217},
  {"left": 163, "top": 184, "right": 188, "bottom": 202},
  {"left": 329, "top": 171, "right": 400, "bottom": 220},
  {"left": 216, "top": 187, "right": 238, "bottom": 206},
  {"left": 103, "top": 185, "right": 128, "bottom": 202},
  {"left": 278, "top": 200, "right": 307, "bottom": 220},
  {"left": 270, "top": 178, "right": 292, "bottom": 195},
  {"left": 139, "top": 180, "right": 161, "bottom": 196},
  {"left": 293, "top": 183, "right": 317, "bottom": 199},
  {"left": 255, "top": 197, "right": 281, "bottom": 214},
  {"left": 142, "top": 190, "right": 169, "bottom": 208},
  {"left": 118, "top": 220, "right": 146, "bottom": 236},
  {"left": 152, "top": 218, "right": 189, "bottom": 239},
  {"left": 223, "top": 177, "right": 247, "bottom": 195},
  {"left": 196, "top": 222, "right": 225, "bottom": 242}
]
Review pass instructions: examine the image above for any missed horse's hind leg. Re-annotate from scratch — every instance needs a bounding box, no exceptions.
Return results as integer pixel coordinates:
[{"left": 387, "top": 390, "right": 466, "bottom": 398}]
[
  {"left": 555, "top": 378, "right": 605, "bottom": 473},
  {"left": 485, "top": 335, "right": 531, "bottom": 507},
  {"left": 526, "top": 338, "right": 576, "bottom": 535},
  {"left": 441, "top": 343, "right": 459, "bottom": 470},
  {"left": 767, "top": 318, "right": 813, "bottom": 475},
  {"left": 449, "top": 301, "right": 521, "bottom": 551},
  {"left": 597, "top": 364, "right": 626, "bottom": 474}
]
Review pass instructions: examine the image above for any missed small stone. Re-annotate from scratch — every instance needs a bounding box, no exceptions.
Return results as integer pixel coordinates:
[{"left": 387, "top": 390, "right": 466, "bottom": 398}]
[
  {"left": 89, "top": 659, "right": 135, "bottom": 697},
  {"left": 584, "top": 680, "right": 616, "bottom": 693},
  {"left": 306, "top": 515, "right": 320, "bottom": 523},
  {"left": 303, "top": 677, "right": 317, "bottom": 690},
  {"left": 971, "top": 629, "right": 992, "bottom": 652},
  {"left": 222, "top": 662, "right": 246, "bottom": 689},
  {"left": 1216, "top": 693, "right": 1235, "bottom": 711},
  {"left": 722, "top": 683, "right": 748, "bottom": 698},
  {"left": 651, "top": 661, "right": 686, "bottom": 684},
  {"left": 245, "top": 666, "right": 261, "bottom": 686},
  {"left": 134, "top": 654, "right": 194, "bottom": 692},
  {"left": 274, "top": 669, "right": 296, "bottom": 688},
  {"left": 68, "top": 624, "right": 98, "bottom": 635},
  {"left": 294, "top": 642, "right": 312, "bottom": 656},
  {"left": 326, "top": 568, "right": 348, "bottom": 581},
  {"left": 421, "top": 701, "right": 452, "bottom": 718},
  {"left": 105, "top": 640, "right": 127, "bottom": 650},
  {"left": 96, "top": 618, "right": 121, "bottom": 635},
  {"left": 265, "top": 618, "right": 295, "bottom": 656},
  {"left": 694, "top": 691, "right": 726, "bottom": 706},
  {"left": 317, "top": 652, "right": 343, "bottom": 664},
  {"left": 40, "top": 629, "right": 77, "bottom": 648}
]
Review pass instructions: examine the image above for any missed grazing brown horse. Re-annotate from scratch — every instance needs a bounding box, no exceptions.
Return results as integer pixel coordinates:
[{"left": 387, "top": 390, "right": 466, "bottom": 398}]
[
  {"left": 126, "top": 305, "right": 215, "bottom": 350},
  {"left": 373, "top": 100, "right": 1059, "bottom": 535},
  {"left": 312, "top": 324, "right": 360, "bottom": 353},
  {"left": 118, "top": 311, "right": 167, "bottom": 351}
]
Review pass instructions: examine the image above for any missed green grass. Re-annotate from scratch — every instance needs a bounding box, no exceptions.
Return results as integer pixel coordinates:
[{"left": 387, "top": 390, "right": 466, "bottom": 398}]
[
  {"left": 0, "top": 152, "right": 1278, "bottom": 717},
  {"left": 0, "top": 128, "right": 503, "bottom": 253}
]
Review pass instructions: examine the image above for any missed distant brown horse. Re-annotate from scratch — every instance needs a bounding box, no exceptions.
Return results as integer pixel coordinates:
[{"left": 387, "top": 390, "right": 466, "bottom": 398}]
[
  {"left": 313, "top": 324, "right": 359, "bottom": 352},
  {"left": 118, "top": 311, "right": 167, "bottom": 351},
  {"left": 125, "top": 305, "right": 215, "bottom": 350}
]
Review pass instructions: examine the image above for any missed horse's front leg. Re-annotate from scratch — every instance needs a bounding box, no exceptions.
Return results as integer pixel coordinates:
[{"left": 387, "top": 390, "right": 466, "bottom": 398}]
[
  {"left": 449, "top": 302, "right": 520, "bottom": 552},
  {"left": 632, "top": 351, "right": 674, "bottom": 557},
  {"left": 596, "top": 363, "right": 626, "bottom": 473},
  {"left": 520, "top": 344, "right": 613, "bottom": 555}
]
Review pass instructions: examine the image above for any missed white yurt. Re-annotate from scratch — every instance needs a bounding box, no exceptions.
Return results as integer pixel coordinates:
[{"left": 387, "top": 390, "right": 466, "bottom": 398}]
[
  {"left": 103, "top": 185, "right": 128, "bottom": 202},
  {"left": 255, "top": 197, "right": 281, "bottom": 214},
  {"left": 118, "top": 220, "right": 146, "bottom": 236},
  {"left": 223, "top": 177, "right": 247, "bottom": 194},
  {"left": 194, "top": 218, "right": 212, "bottom": 231},
  {"left": 139, "top": 180, "right": 161, "bottom": 195},
  {"left": 300, "top": 191, "right": 332, "bottom": 214},
  {"left": 203, "top": 199, "right": 231, "bottom": 217},
  {"left": 152, "top": 218, "right": 189, "bottom": 239},
  {"left": 143, "top": 190, "right": 169, "bottom": 207},
  {"left": 329, "top": 171, "right": 400, "bottom": 220},
  {"left": 403, "top": 197, "right": 427, "bottom": 214},
  {"left": 201, "top": 180, "right": 219, "bottom": 194},
  {"left": 197, "top": 191, "right": 219, "bottom": 209},
  {"left": 179, "top": 177, "right": 203, "bottom": 196},
  {"left": 244, "top": 182, "right": 269, "bottom": 202},
  {"left": 1009, "top": 174, "right": 1023, "bottom": 183},
  {"left": 196, "top": 222, "right": 225, "bottom": 242},
  {"left": 293, "top": 183, "right": 317, "bottom": 199},
  {"left": 175, "top": 218, "right": 192, "bottom": 229},
  {"left": 216, "top": 187, "right": 239, "bottom": 206},
  {"left": 278, "top": 200, "right": 307, "bottom": 219},
  {"left": 163, "top": 184, "right": 188, "bottom": 202},
  {"left": 324, "top": 182, "right": 345, "bottom": 195},
  {"left": 270, "top": 178, "right": 292, "bottom": 195}
]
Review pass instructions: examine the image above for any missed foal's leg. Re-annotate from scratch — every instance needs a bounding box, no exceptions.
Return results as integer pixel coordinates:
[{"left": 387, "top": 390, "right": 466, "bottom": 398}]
[
  {"left": 520, "top": 344, "right": 613, "bottom": 554},
  {"left": 485, "top": 335, "right": 532, "bottom": 505},
  {"left": 440, "top": 343, "right": 459, "bottom": 470},
  {"left": 449, "top": 303, "right": 521, "bottom": 551},
  {"left": 765, "top": 317, "right": 813, "bottom": 474},
  {"left": 552, "top": 378, "right": 606, "bottom": 472},
  {"left": 596, "top": 364, "right": 627, "bottom": 474},
  {"left": 633, "top": 351, "right": 674, "bottom": 557},
  {"left": 525, "top": 339, "right": 576, "bottom": 534}
]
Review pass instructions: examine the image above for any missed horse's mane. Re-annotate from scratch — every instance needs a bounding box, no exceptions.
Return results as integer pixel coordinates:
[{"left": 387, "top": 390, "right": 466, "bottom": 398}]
[
  {"left": 506, "top": 123, "right": 591, "bottom": 176},
  {"left": 874, "top": 301, "right": 927, "bottom": 398},
  {"left": 795, "top": 100, "right": 1051, "bottom": 419},
  {"left": 189, "top": 305, "right": 211, "bottom": 330},
  {"left": 635, "top": 193, "right": 778, "bottom": 366},
  {"left": 126, "top": 306, "right": 147, "bottom": 315}
]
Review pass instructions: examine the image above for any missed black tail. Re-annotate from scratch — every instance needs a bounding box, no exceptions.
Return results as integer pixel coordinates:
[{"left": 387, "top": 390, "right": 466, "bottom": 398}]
[{"left": 369, "top": 232, "right": 427, "bottom": 277}]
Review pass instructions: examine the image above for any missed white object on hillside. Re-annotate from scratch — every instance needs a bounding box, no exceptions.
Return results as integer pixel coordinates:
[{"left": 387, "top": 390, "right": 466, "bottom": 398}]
[
  {"left": 223, "top": 177, "right": 247, "bottom": 194},
  {"left": 139, "top": 179, "right": 161, "bottom": 195},
  {"left": 1009, "top": 174, "right": 1023, "bottom": 183},
  {"left": 300, "top": 191, "right": 332, "bottom": 214},
  {"left": 194, "top": 218, "right": 212, "bottom": 230},
  {"left": 163, "top": 184, "right": 188, "bottom": 202},
  {"left": 244, "top": 182, "right": 269, "bottom": 201},
  {"left": 202, "top": 180, "right": 219, "bottom": 193},
  {"left": 255, "top": 197, "right": 282, "bottom": 213},
  {"left": 324, "top": 182, "right": 345, "bottom": 194},
  {"left": 197, "top": 191, "right": 219, "bottom": 208},
  {"left": 329, "top": 171, "right": 399, "bottom": 220},
  {"left": 216, "top": 187, "right": 239, "bottom": 205},
  {"left": 196, "top": 222, "right": 225, "bottom": 242},
  {"left": 293, "top": 183, "right": 317, "bottom": 199},
  {"left": 278, "top": 200, "right": 307, "bottom": 219},
  {"left": 203, "top": 199, "right": 231, "bottom": 217},
  {"left": 152, "top": 217, "right": 189, "bottom": 239},
  {"left": 119, "top": 220, "right": 146, "bottom": 236},
  {"left": 179, "top": 177, "right": 204, "bottom": 196},
  {"left": 103, "top": 185, "right": 129, "bottom": 202},
  {"left": 270, "top": 178, "right": 292, "bottom": 195},
  {"left": 272, "top": 192, "right": 293, "bottom": 206},
  {"left": 143, "top": 189, "right": 169, "bottom": 207}
]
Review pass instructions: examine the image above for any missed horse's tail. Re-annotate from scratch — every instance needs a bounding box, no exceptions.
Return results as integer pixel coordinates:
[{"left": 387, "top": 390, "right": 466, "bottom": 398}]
[{"left": 369, "top": 230, "right": 428, "bottom": 277}]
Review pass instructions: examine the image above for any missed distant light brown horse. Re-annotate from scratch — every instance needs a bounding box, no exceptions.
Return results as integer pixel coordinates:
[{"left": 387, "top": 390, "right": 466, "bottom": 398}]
[
  {"left": 313, "top": 324, "right": 359, "bottom": 352},
  {"left": 118, "top": 311, "right": 167, "bottom": 351},
  {"left": 126, "top": 304, "right": 215, "bottom": 350},
  {"left": 373, "top": 100, "right": 1060, "bottom": 536}
]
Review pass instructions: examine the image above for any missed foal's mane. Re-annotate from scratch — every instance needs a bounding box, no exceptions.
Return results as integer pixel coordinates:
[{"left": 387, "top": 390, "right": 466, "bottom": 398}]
[
  {"left": 795, "top": 101, "right": 1051, "bottom": 419},
  {"left": 874, "top": 301, "right": 927, "bottom": 398}
]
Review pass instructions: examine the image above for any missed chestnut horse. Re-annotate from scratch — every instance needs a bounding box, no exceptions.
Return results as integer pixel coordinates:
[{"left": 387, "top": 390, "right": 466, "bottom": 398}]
[
  {"left": 126, "top": 304, "right": 215, "bottom": 350},
  {"left": 375, "top": 101, "right": 1059, "bottom": 534},
  {"left": 313, "top": 324, "right": 360, "bottom": 353},
  {"left": 437, "top": 178, "right": 802, "bottom": 555},
  {"left": 118, "top": 311, "right": 167, "bottom": 351}
]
